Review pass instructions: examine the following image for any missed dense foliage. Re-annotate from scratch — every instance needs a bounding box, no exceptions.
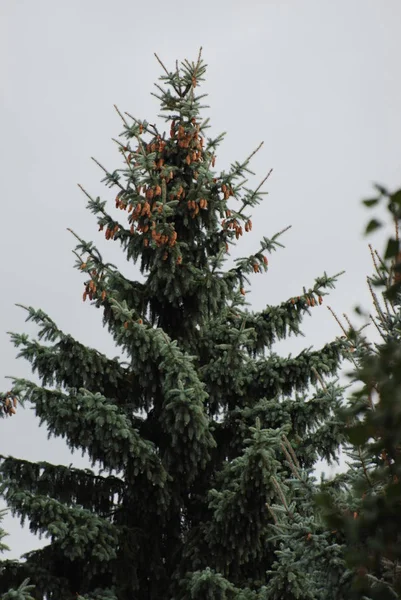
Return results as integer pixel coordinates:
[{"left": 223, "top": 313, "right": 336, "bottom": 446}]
[{"left": 318, "top": 184, "right": 401, "bottom": 599}]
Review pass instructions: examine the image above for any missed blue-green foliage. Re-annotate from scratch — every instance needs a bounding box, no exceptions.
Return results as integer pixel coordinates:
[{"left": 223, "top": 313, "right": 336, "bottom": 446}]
[{"left": 0, "top": 51, "right": 347, "bottom": 599}]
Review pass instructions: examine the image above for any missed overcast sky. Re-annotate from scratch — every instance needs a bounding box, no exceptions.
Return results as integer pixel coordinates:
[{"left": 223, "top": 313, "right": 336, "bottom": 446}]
[{"left": 1, "top": 0, "right": 401, "bottom": 561}]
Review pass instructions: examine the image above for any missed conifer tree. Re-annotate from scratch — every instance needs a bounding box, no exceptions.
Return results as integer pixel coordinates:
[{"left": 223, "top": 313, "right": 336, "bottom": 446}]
[
  {"left": 0, "top": 509, "right": 35, "bottom": 600},
  {"left": 261, "top": 432, "right": 351, "bottom": 600},
  {"left": 0, "top": 50, "right": 346, "bottom": 599},
  {"left": 319, "top": 184, "right": 401, "bottom": 600}
]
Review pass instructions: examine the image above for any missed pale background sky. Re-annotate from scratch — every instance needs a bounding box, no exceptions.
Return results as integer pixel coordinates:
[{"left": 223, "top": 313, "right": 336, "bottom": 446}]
[{"left": 1, "top": 0, "right": 401, "bottom": 561}]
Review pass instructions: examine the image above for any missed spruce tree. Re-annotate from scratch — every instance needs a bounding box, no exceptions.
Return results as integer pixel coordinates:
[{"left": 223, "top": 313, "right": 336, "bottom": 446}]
[
  {"left": 260, "top": 433, "right": 351, "bottom": 600},
  {"left": 0, "top": 509, "right": 35, "bottom": 600},
  {"left": 0, "top": 50, "right": 346, "bottom": 599}
]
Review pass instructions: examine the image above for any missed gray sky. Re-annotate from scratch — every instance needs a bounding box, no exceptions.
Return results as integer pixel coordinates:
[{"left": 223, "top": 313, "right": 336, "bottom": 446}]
[{"left": 1, "top": 0, "right": 401, "bottom": 560}]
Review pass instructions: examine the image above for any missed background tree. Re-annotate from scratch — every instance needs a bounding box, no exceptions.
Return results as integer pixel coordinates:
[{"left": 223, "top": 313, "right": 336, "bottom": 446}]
[
  {"left": 0, "top": 50, "right": 346, "bottom": 600},
  {"left": 318, "top": 184, "right": 401, "bottom": 600}
]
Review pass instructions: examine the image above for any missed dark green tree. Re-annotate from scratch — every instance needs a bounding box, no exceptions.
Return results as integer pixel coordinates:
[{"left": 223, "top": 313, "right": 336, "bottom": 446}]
[
  {"left": 0, "top": 50, "right": 346, "bottom": 599},
  {"left": 318, "top": 184, "right": 401, "bottom": 600}
]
